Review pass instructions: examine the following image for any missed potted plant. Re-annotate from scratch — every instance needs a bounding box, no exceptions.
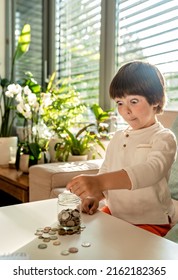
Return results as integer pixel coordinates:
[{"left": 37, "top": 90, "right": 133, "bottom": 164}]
[
  {"left": 42, "top": 73, "right": 87, "bottom": 135},
  {"left": 42, "top": 73, "right": 88, "bottom": 162},
  {"left": 5, "top": 74, "right": 52, "bottom": 172},
  {"left": 90, "top": 103, "right": 113, "bottom": 137},
  {"left": 54, "top": 124, "right": 105, "bottom": 162}
]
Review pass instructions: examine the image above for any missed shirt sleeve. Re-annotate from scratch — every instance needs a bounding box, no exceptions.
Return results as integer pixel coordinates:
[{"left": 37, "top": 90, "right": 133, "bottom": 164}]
[{"left": 124, "top": 131, "right": 177, "bottom": 190}]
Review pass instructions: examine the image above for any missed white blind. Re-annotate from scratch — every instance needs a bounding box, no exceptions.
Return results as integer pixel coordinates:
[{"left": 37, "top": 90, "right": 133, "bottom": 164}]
[
  {"left": 55, "top": 0, "right": 102, "bottom": 104},
  {"left": 13, "top": 0, "right": 43, "bottom": 85},
  {"left": 116, "top": 0, "right": 178, "bottom": 109}
]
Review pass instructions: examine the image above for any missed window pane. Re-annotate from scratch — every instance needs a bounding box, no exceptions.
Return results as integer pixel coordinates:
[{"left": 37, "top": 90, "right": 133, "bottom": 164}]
[
  {"left": 55, "top": 0, "right": 102, "bottom": 105},
  {"left": 13, "top": 0, "right": 43, "bottom": 85},
  {"left": 115, "top": 0, "right": 178, "bottom": 110}
]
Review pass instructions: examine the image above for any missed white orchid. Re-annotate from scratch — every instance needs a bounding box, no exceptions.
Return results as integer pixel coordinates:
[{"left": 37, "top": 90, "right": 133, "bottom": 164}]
[
  {"left": 5, "top": 84, "right": 51, "bottom": 120},
  {"left": 23, "top": 85, "right": 32, "bottom": 96},
  {"left": 5, "top": 83, "right": 52, "bottom": 143},
  {"left": 5, "top": 83, "right": 22, "bottom": 98}
]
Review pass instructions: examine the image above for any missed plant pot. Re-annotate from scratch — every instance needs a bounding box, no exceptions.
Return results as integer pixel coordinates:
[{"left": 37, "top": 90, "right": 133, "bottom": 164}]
[
  {"left": 0, "top": 136, "right": 18, "bottom": 166},
  {"left": 68, "top": 154, "right": 88, "bottom": 162},
  {"left": 48, "top": 138, "right": 60, "bottom": 162},
  {"left": 19, "top": 154, "right": 30, "bottom": 173}
]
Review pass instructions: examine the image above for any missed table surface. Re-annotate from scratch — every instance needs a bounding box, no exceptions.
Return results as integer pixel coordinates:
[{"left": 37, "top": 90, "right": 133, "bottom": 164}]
[{"left": 0, "top": 198, "right": 178, "bottom": 260}]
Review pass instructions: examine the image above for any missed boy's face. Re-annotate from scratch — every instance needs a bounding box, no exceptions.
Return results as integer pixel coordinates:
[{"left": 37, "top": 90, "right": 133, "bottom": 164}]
[{"left": 115, "top": 95, "right": 158, "bottom": 130}]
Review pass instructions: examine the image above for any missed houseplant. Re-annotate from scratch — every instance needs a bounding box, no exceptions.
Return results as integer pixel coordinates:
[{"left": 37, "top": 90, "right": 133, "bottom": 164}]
[
  {"left": 54, "top": 123, "right": 105, "bottom": 162},
  {"left": 5, "top": 74, "right": 52, "bottom": 171},
  {"left": 42, "top": 73, "right": 89, "bottom": 162},
  {"left": 42, "top": 73, "right": 87, "bottom": 136},
  {"left": 90, "top": 103, "right": 113, "bottom": 136}
]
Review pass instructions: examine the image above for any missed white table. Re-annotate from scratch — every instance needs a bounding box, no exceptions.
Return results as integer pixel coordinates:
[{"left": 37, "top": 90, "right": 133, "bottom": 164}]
[{"left": 0, "top": 198, "right": 178, "bottom": 260}]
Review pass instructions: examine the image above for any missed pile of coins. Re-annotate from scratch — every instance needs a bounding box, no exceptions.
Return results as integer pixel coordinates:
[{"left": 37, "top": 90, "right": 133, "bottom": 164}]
[
  {"left": 58, "top": 226, "right": 81, "bottom": 235},
  {"left": 35, "top": 224, "right": 91, "bottom": 255},
  {"left": 58, "top": 208, "right": 80, "bottom": 228},
  {"left": 35, "top": 226, "right": 61, "bottom": 248}
]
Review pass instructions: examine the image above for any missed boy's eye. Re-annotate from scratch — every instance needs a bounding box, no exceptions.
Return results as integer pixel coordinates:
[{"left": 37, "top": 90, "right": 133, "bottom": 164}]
[
  {"left": 116, "top": 101, "right": 123, "bottom": 106},
  {"left": 130, "top": 99, "right": 138, "bottom": 104}
]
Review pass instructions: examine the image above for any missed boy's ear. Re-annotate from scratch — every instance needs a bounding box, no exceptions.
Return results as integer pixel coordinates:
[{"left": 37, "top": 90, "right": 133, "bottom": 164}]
[{"left": 153, "top": 103, "right": 159, "bottom": 108}]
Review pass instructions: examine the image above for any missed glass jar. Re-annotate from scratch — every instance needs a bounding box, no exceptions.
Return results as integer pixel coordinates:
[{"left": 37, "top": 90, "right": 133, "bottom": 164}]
[{"left": 57, "top": 191, "right": 81, "bottom": 231}]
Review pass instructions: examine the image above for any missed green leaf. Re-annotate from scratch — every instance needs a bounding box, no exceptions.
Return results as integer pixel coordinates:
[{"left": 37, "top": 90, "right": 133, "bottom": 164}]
[
  {"left": 13, "top": 24, "right": 31, "bottom": 61},
  {"left": 47, "top": 72, "right": 56, "bottom": 92},
  {"left": 90, "top": 103, "right": 111, "bottom": 122},
  {"left": 28, "top": 143, "right": 41, "bottom": 160}
]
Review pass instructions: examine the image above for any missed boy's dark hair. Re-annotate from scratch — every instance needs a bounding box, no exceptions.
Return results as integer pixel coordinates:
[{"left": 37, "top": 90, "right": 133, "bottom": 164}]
[{"left": 109, "top": 61, "right": 166, "bottom": 113}]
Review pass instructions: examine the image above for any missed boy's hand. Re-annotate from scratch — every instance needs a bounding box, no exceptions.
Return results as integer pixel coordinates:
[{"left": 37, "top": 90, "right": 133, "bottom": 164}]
[
  {"left": 82, "top": 196, "right": 99, "bottom": 215},
  {"left": 66, "top": 174, "right": 104, "bottom": 200}
]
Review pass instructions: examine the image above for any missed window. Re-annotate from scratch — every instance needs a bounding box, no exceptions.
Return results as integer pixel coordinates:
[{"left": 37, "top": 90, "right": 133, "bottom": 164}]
[
  {"left": 55, "top": 0, "right": 102, "bottom": 105},
  {"left": 6, "top": 0, "right": 43, "bottom": 85},
  {"left": 6, "top": 0, "right": 178, "bottom": 110},
  {"left": 115, "top": 0, "right": 178, "bottom": 110}
]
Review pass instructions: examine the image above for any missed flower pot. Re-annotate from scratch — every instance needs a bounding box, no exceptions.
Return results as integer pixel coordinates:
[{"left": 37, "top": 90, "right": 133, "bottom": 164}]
[
  {"left": 0, "top": 136, "right": 18, "bottom": 166},
  {"left": 19, "top": 154, "right": 30, "bottom": 173},
  {"left": 48, "top": 138, "right": 61, "bottom": 162},
  {"left": 68, "top": 154, "right": 88, "bottom": 162}
]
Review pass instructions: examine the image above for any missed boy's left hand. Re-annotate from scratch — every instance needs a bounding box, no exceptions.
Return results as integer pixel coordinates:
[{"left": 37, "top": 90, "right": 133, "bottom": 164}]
[{"left": 82, "top": 196, "right": 99, "bottom": 215}]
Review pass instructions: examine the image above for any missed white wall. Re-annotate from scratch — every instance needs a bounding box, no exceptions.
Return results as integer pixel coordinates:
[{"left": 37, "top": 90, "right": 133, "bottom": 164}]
[{"left": 0, "top": 0, "right": 5, "bottom": 77}]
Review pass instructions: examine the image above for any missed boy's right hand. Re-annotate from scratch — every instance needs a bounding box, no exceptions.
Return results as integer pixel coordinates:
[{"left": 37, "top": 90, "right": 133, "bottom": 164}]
[{"left": 82, "top": 196, "right": 99, "bottom": 215}]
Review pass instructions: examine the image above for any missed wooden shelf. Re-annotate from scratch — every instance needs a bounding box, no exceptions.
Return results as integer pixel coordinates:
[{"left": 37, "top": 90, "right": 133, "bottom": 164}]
[{"left": 0, "top": 166, "right": 29, "bottom": 203}]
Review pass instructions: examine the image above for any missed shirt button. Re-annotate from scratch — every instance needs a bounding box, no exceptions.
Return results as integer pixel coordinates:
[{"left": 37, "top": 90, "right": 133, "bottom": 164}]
[
  {"left": 125, "top": 134, "right": 129, "bottom": 137},
  {"left": 123, "top": 144, "right": 126, "bottom": 147}
]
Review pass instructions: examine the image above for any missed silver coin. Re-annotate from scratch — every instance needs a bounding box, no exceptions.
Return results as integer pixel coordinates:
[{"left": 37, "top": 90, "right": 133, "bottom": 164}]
[
  {"left": 38, "top": 243, "right": 47, "bottom": 249},
  {"left": 35, "top": 231, "right": 43, "bottom": 236},
  {"left": 49, "top": 231, "right": 56, "bottom": 235},
  {"left": 50, "top": 235, "right": 58, "bottom": 240},
  {"left": 61, "top": 250, "right": 70, "bottom": 256},
  {"left": 37, "top": 228, "right": 44, "bottom": 232},
  {"left": 81, "top": 242, "right": 91, "bottom": 247},
  {"left": 42, "top": 233, "right": 50, "bottom": 238},
  {"left": 80, "top": 224, "right": 86, "bottom": 229}
]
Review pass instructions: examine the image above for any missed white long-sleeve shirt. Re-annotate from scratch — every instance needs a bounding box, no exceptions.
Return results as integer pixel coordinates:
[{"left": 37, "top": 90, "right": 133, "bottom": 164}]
[{"left": 100, "top": 122, "right": 177, "bottom": 224}]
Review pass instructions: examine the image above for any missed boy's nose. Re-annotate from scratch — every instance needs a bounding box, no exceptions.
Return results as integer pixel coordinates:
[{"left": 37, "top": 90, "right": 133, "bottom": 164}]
[{"left": 124, "top": 105, "right": 131, "bottom": 115}]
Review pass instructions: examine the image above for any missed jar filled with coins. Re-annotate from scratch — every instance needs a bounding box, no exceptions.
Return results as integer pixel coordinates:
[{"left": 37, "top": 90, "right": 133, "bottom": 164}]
[{"left": 57, "top": 191, "right": 81, "bottom": 231}]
